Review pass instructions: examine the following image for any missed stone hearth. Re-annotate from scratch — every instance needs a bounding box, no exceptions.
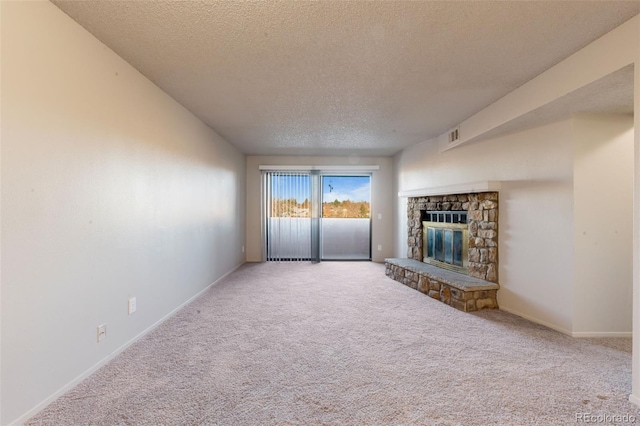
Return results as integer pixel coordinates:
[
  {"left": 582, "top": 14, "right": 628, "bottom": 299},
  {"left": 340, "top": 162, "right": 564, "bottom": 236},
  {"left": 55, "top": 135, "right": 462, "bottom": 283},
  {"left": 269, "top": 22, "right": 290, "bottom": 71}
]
[{"left": 385, "top": 258, "right": 498, "bottom": 312}]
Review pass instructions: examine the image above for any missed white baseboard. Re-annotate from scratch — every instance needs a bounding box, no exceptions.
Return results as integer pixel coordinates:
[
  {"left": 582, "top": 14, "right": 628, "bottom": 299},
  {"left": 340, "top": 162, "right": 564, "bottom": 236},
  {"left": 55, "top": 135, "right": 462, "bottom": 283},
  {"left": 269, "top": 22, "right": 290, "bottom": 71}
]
[
  {"left": 10, "top": 262, "right": 244, "bottom": 426},
  {"left": 499, "top": 306, "right": 632, "bottom": 338},
  {"left": 571, "top": 331, "right": 632, "bottom": 338},
  {"left": 499, "top": 306, "right": 573, "bottom": 336},
  {"left": 629, "top": 393, "right": 640, "bottom": 408}
]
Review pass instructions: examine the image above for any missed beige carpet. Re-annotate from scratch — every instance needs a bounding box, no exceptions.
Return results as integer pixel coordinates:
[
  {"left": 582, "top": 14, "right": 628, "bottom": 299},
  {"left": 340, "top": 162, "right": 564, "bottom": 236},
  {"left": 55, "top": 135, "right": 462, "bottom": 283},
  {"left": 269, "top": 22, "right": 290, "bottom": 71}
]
[{"left": 28, "top": 262, "right": 639, "bottom": 425}]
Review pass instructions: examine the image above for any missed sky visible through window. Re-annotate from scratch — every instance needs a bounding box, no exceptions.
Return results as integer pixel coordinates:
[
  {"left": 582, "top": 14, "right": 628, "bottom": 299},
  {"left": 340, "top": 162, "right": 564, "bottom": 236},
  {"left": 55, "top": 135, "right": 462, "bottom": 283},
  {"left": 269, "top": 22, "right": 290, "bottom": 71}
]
[
  {"left": 270, "top": 175, "right": 370, "bottom": 203},
  {"left": 270, "top": 175, "right": 370, "bottom": 218},
  {"left": 323, "top": 176, "right": 370, "bottom": 203}
]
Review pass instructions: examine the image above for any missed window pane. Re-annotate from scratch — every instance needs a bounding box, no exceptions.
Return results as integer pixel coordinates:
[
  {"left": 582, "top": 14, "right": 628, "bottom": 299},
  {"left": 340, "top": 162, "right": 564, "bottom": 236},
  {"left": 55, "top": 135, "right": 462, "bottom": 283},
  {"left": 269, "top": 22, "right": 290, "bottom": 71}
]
[
  {"left": 322, "top": 176, "right": 370, "bottom": 218},
  {"left": 321, "top": 175, "right": 371, "bottom": 260}
]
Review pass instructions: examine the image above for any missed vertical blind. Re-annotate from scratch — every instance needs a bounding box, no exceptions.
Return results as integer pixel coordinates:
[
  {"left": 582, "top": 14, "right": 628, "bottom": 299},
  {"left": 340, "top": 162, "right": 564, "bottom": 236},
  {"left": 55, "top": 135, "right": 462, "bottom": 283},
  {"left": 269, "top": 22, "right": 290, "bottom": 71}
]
[{"left": 262, "top": 171, "right": 320, "bottom": 262}]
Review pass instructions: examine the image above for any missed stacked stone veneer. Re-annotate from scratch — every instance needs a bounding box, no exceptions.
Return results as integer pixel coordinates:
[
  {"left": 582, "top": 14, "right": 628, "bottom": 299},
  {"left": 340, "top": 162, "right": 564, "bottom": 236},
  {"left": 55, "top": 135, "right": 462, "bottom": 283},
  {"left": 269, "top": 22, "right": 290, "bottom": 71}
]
[
  {"left": 407, "top": 192, "right": 499, "bottom": 283},
  {"left": 385, "top": 259, "right": 498, "bottom": 312}
]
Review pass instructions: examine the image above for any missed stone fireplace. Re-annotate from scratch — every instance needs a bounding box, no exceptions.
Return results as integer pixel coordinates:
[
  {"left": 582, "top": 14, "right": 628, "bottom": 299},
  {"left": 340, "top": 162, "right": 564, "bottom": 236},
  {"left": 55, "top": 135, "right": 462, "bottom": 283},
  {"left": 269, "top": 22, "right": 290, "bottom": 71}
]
[
  {"left": 407, "top": 192, "right": 498, "bottom": 283},
  {"left": 385, "top": 187, "right": 499, "bottom": 312}
]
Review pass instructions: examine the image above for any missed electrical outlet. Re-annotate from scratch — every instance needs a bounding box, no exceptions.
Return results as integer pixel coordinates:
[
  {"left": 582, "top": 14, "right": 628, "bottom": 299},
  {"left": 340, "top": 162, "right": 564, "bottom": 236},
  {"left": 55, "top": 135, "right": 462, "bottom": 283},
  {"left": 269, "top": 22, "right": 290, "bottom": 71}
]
[
  {"left": 97, "top": 324, "right": 107, "bottom": 342},
  {"left": 378, "top": 213, "right": 382, "bottom": 220},
  {"left": 128, "top": 297, "right": 137, "bottom": 315},
  {"left": 242, "top": 246, "right": 245, "bottom": 253},
  {"left": 378, "top": 245, "right": 382, "bottom": 251}
]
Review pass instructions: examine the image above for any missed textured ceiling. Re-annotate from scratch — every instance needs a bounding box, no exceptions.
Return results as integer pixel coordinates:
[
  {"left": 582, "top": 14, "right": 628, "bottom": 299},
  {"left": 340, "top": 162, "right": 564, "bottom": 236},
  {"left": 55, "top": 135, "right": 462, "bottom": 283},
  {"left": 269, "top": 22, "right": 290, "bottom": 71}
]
[{"left": 52, "top": 1, "right": 640, "bottom": 156}]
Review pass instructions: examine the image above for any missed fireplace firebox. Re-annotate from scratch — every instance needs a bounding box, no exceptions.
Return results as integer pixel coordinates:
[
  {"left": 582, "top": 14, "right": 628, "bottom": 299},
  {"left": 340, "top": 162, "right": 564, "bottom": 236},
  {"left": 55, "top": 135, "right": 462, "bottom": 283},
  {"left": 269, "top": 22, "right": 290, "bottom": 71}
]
[{"left": 422, "top": 210, "right": 468, "bottom": 274}]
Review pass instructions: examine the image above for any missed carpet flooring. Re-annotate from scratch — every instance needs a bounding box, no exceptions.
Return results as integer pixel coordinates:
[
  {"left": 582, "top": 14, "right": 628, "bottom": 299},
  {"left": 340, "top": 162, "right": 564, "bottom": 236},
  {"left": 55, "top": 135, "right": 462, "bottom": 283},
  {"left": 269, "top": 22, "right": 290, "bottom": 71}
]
[{"left": 27, "top": 262, "right": 640, "bottom": 425}]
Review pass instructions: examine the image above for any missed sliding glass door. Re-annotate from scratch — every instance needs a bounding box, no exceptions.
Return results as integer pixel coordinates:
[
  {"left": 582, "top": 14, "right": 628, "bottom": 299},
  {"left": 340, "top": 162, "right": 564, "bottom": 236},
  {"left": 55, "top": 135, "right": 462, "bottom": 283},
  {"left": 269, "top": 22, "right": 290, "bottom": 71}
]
[
  {"left": 321, "top": 175, "right": 371, "bottom": 260},
  {"left": 263, "top": 171, "right": 371, "bottom": 262}
]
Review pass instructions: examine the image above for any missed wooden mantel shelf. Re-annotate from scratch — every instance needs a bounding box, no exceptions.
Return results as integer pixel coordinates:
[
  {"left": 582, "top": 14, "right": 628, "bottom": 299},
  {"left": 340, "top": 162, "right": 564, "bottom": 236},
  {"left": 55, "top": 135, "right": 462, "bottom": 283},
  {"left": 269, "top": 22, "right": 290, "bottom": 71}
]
[{"left": 397, "top": 181, "right": 501, "bottom": 198}]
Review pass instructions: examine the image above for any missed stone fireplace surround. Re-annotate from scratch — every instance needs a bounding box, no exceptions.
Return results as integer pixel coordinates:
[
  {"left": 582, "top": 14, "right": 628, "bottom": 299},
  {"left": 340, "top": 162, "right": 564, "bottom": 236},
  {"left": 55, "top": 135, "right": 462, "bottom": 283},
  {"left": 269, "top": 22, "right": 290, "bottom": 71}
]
[
  {"left": 408, "top": 192, "right": 499, "bottom": 282},
  {"left": 385, "top": 188, "right": 500, "bottom": 312}
]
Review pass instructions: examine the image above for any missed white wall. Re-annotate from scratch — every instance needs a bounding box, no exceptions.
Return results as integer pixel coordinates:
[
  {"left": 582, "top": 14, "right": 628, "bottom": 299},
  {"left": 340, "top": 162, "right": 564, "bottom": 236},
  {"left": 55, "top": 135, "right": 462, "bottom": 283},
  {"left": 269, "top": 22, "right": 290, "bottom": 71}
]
[
  {"left": 573, "top": 114, "right": 634, "bottom": 336},
  {"left": 394, "top": 120, "right": 575, "bottom": 333},
  {"left": 632, "top": 22, "right": 640, "bottom": 405},
  {"left": 1, "top": 2, "right": 246, "bottom": 424},
  {"left": 246, "top": 156, "right": 394, "bottom": 263}
]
